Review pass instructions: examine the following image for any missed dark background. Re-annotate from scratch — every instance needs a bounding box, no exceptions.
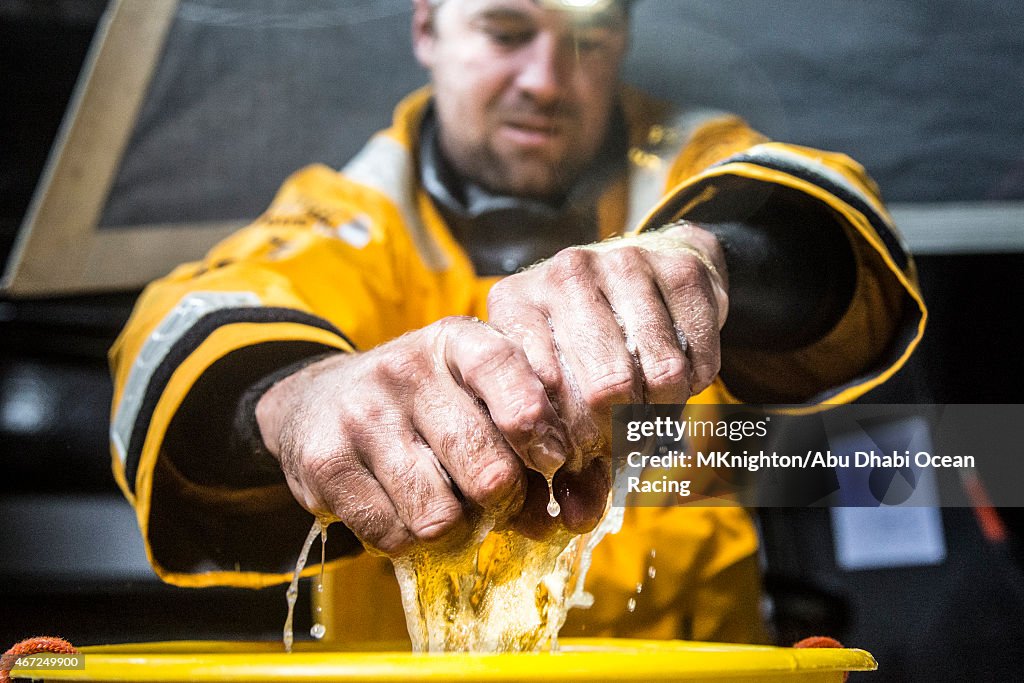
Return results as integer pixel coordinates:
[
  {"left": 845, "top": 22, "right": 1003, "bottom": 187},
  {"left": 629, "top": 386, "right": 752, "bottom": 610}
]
[{"left": 1, "top": 1, "right": 1022, "bottom": 679}]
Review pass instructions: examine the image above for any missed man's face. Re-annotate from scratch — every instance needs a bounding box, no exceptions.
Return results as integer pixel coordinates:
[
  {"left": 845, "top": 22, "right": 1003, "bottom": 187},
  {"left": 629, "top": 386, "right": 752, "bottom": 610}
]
[{"left": 413, "top": 0, "right": 629, "bottom": 200}]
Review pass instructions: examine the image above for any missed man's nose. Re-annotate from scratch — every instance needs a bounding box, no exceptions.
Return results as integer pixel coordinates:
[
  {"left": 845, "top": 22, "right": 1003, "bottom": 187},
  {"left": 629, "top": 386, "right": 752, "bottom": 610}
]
[{"left": 515, "top": 34, "right": 568, "bottom": 105}]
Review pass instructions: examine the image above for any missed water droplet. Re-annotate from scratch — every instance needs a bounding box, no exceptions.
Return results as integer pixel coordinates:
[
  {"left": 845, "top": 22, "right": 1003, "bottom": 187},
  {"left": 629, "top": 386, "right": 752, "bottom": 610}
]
[
  {"left": 283, "top": 519, "right": 323, "bottom": 653},
  {"left": 649, "top": 548, "right": 656, "bottom": 559},
  {"left": 635, "top": 582, "right": 643, "bottom": 594},
  {"left": 546, "top": 477, "right": 560, "bottom": 517},
  {"left": 317, "top": 524, "right": 327, "bottom": 593},
  {"left": 626, "top": 597, "right": 637, "bottom": 613},
  {"left": 310, "top": 623, "right": 326, "bottom": 639},
  {"left": 647, "top": 565, "right": 656, "bottom": 579}
]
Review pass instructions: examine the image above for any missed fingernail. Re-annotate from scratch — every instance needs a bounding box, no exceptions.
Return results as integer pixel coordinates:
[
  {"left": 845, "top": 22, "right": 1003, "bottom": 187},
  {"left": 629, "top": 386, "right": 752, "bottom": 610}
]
[
  {"left": 528, "top": 438, "right": 566, "bottom": 477},
  {"left": 556, "top": 459, "right": 612, "bottom": 534}
]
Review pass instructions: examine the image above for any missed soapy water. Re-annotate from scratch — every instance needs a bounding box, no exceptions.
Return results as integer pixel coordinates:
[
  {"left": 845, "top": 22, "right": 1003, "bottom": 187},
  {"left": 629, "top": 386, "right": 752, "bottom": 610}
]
[
  {"left": 393, "top": 521, "right": 575, "bottom": 652},
  {"left": 283, "top": 518, "right": 324, "bottom": 653},
  {"left": 278, "top": 320, "right": 668, "bottom": 654},
  {"left": 310, "top": 525, "right": 327, "bottom": 639},
  {"left": 392, "top": 458, "right": 632, "bottom": 653},
  {"left": 283, "top": 462, "right": 633, "bottom": 653},
  {"left": 283, "top": 515, "right": 333, "bottom": 651},
  {"left": 393, "top": 496, "right": 624, "bottom": 653}
]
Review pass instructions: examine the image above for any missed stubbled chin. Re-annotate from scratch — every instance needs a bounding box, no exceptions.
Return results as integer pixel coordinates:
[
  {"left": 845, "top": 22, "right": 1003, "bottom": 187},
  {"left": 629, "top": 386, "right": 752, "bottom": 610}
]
[
  {"left": 479, "top": 139, "right": 580, "bottom": 197},
  {"left": 485, "top": 164, "right": 567, "bottom": 198}
]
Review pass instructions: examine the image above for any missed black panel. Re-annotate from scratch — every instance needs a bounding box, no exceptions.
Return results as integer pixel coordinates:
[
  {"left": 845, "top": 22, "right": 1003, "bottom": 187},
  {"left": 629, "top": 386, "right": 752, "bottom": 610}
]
[
  {"left": 87, "top": 0, "right": 1022, "bottom": 231},
  {"left": 626, "top": 0, "right": 1024, "bottom": 203},
  {"left": 0, "top": 1, "right": 106, "bottom": 272}
]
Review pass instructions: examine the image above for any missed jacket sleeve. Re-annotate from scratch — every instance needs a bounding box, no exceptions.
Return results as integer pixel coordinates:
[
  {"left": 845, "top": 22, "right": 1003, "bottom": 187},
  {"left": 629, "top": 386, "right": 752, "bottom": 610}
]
[
  {"left": 636, "top": 115, "right": 927, "bottom": 405},
  {"left": 108, "top": 165, "right": 416, "bottom": 587}
]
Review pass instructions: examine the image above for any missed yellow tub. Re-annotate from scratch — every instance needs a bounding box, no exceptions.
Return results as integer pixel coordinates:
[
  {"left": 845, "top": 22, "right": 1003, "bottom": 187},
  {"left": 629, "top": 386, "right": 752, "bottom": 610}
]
[{"left": 13, "top": 638, "right": 876, "bottom": 682}]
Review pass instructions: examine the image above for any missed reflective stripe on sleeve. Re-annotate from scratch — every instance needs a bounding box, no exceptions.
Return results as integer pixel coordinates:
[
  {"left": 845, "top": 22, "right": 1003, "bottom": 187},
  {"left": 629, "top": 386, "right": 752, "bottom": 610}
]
[{"left": 111, "top": 291, "right": 261, "bottom": 464}]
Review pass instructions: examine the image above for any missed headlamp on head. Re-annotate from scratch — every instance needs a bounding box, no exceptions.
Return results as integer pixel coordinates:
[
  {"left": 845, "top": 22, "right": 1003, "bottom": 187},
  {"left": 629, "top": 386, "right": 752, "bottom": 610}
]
[
  {"left": 428, "top": 0, "right": 629, "bottom": 14},
  {"left": 539, "top": 0, "right": 624, "bottom": 14}
]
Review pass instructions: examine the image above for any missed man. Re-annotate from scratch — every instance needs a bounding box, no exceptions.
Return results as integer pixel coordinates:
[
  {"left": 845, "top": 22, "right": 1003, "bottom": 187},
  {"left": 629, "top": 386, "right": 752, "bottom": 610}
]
[{"left": 109, "top": 0, "right": 925, "bottom": 644}]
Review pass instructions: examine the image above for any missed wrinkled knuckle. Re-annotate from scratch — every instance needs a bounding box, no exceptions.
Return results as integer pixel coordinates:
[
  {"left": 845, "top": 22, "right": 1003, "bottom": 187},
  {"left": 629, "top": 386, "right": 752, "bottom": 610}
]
[
  {"left": 386, "top": 453, "right": 420, "bottom": 486},
  {"left": 370, "top": 524, "right": 413, "bottom": 555},
  {"left": 433, "top": 316, "right": 475, "bottom": 348},
  {"left": 305, "top": 453, "right": 353, "bottom": 500},
  {"left": 646, "top": 353, "right": 688, "bottom": 391},
  {"left": 496, "top": 395, "right": 548, "bottom": 437},
  {"left": 548, "top": 247, "right": 592, "bottom": 284},
  {"left": 379, "top": 345, "right": 427, "bottom": 384},
  {"left": 666, "top": 269, "right": 716, "bottom": 312},
  {"left": 338, "top": 399, "right": 384, "bottom": 435},
  {"left": 461, "top": 336, "right": 518, "bottom": 385},
  {"left": 674, "top": 252, "right": 710, "bottom": 285},
  {"left": 341, "top": 484, "right": 409, "bottom": 553},
  {"left": 437, "top": 430, "right": 461, "bottom": 462},
  {"left": 468, "top": 459, "right": 521, "bottom": 508},
  {"left": 606, "top": 245, "right": 645, "bottom": 271},
  {"left": 408, "top": 500, "right": 463, "bottom": 541},
  {"left": 582, "top": 363, "right": 637, "bottom": 412}
]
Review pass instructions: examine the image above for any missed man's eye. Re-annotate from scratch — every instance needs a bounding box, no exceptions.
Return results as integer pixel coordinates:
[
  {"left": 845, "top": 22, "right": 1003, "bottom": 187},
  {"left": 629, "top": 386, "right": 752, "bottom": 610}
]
[
  {"left": 481, "top": 21, "right": 533, "bottom": 48},
  {"left": 572, "top": 31, "right": 612, "bottom": 54},
  {"left": 487, "top": 29, "right": 531, "bottom": 47}
]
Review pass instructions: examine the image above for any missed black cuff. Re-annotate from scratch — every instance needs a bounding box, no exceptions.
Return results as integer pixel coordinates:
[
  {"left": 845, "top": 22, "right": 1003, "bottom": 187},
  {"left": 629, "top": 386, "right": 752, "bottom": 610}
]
[
  {"left": 232, "top": 351, "right": 341, "bottom": 476},
  {"left": 687, "top": 183, "right": 856, "bottom": 352},
  {"left": 151, "top": 341, "right": 363, "bottom": 574}
]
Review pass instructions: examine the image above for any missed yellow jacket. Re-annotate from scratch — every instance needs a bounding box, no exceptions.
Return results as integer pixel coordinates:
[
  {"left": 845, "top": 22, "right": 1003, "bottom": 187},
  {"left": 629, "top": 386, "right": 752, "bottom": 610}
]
[{"left": 109, "top": 87, "right": 926, "bottom": 645}]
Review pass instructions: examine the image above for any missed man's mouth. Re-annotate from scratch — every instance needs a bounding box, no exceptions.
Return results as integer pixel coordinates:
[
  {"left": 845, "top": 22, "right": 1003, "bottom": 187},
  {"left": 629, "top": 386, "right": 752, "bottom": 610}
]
[{"left": 500, "top": 117, "right": 561, "bottom": 147}]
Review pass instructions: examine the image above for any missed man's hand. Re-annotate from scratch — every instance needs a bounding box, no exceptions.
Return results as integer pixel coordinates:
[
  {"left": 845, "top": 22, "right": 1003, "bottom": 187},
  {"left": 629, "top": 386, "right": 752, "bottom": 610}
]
[
  {"left": 255, "top": 223, "right": 727, "bottom": 554},
  {"left": 255, "top": 317, "right": 569, "bottom": 555},
  {"left": 487, "top": 222, "right": 729, "bottom": 536}
]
